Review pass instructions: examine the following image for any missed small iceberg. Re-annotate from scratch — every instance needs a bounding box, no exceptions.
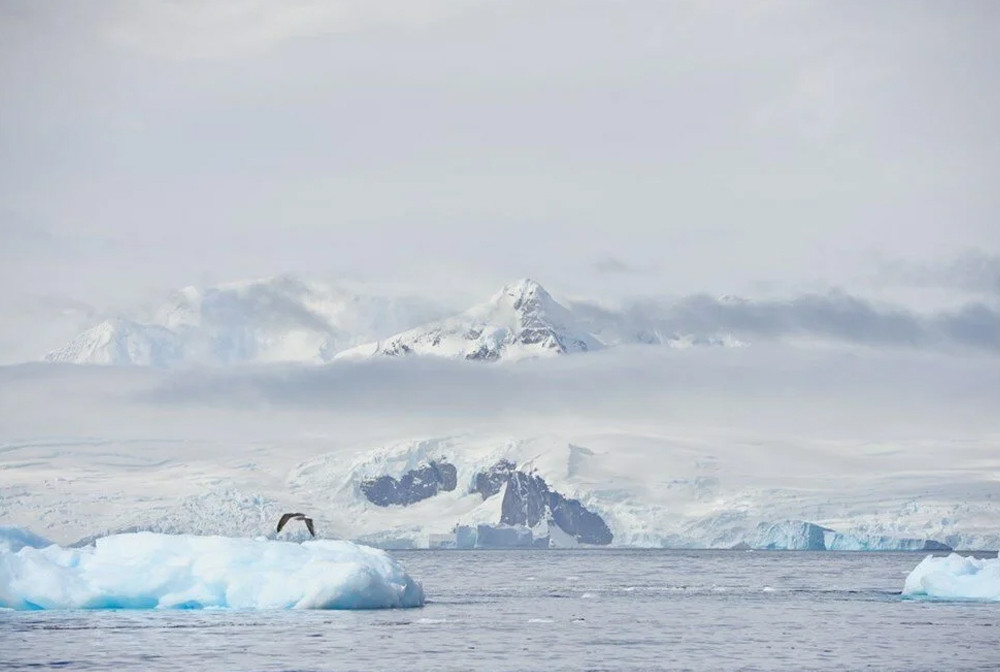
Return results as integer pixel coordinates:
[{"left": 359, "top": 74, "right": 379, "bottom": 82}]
[
  {"left": 0, "top": 530, "right": 424, "bottom": 610},
  {"left": 903, "top": 552, "right": 1000, "bottom": 601}
]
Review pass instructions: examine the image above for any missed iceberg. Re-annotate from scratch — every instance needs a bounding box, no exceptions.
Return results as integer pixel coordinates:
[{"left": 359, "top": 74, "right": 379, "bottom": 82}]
[
  {"left": 0, "top": 526, "right": 54, "bottom": 553},
  {"left": 903, "top": 552, "right": 1000, "bottom": 601},
  {"left": 0, "top": 531, "right": 424, "bottom": 610}
]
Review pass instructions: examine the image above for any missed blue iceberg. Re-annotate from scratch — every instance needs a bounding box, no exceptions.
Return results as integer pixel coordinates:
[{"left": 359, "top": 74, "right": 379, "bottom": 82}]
[
  {"left": 903, "top": 552, "right": 1000, "bottom": 601},
  {"left": 0, "top": 530, "right": 424, "bottom": 610},
  {"left": 0, "top": 525, "right": 54, "bottom": 553}
]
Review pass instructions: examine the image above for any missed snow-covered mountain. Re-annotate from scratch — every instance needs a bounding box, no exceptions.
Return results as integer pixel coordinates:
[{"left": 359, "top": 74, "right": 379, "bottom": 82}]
[
  {"left": 46, "top": 276, "right": 743, "bottom": 367},
  {"left": 44, "top": 276, "right": 448, "bottom": 366},
  {"left": 335, "top": 278, "right": 745, "bottom": 362},
  {"left": 45, "top": 318, "right": 183, "bottom": 367},
  {"left": 336, "top": 279, "right": 604, "bottom": 362},
  {"left": 3, "top": 430, "right": 995, "bottom": 551}
]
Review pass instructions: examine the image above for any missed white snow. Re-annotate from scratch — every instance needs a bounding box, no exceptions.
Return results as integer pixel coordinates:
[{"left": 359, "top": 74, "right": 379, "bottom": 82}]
[
  {"left": 0, "top": 531, "right": 424, "bottom": 610},
  {"left": 335, "top": 279, "right": 604, "bottom": 362},
  {"left": 903, "top": 553, "right": 1000, "bottom": 601},
  {"left": 43, "top": 276, "right": 448, "bottom": 367},
  {"left": 44, "top": 276, "right": 744, "bottom": 367},
  {"left": 45, "top": 319, "right": 183, "bottom": 367}
]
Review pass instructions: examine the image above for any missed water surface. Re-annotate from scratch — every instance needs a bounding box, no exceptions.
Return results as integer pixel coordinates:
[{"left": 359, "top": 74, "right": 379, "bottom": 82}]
[{"left": 2, "top": 550, "right": 995, "bottom": 671}]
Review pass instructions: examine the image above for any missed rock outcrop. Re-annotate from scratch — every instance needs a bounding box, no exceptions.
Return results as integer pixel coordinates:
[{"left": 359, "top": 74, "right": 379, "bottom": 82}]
[
  {"left": 360, "top": 461, "right": 457, "bottom": 507},
  {"left": 473, "top": 460, "right": 613, "bottom": 545},
  {"left": 472, "top": 459, "right": 517, "bottom": 499}
]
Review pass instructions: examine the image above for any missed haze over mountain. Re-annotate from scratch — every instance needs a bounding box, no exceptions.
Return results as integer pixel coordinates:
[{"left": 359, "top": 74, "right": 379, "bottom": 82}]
[
  {"left": 44, "top": 276, "right": 752, "bottom": 366},
  {"left": 42, "top": 273, "right": 999, "bottom": 367},
  {"left": 44, "top": 276, "right": 450, "bottom": 367}
]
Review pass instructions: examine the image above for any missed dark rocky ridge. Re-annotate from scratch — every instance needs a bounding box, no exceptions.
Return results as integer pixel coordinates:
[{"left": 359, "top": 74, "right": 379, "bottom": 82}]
[
  {"left": 357, "top": 456, "right": 612, "bottom": 546},
  {"left": 484, "top": 461, "right": 613, "bottom": 545},
  {"left": 472, "top": 459, "right": 517, "bottom": 500},
  {"left": 360, "top": 461, "right": 457, "bottom": 507}
]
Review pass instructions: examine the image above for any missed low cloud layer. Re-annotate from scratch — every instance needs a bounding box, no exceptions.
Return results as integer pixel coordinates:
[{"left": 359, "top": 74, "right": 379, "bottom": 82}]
[
  {"left": 873, "top": 251, "right": 1000, "bottom": 297},
  {"left": 572, "top": 291, "right": 1000, "bottom": 355},
  {"left": 5, "top": 341, "right": 996, "bottom": 446}
]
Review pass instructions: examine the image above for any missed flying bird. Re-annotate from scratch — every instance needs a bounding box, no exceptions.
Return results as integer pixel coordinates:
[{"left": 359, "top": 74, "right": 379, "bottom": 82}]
[{"left": 277, "top": 512, "right": 315, "bottom": 537}]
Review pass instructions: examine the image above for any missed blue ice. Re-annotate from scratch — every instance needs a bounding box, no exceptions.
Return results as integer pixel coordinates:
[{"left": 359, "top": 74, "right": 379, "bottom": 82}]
[
  {"left": 0, "top": 529, "right": 424, "bottom": 610},
  {"left": 903, "top": 552, "right": 1000, "bottom": 601}
]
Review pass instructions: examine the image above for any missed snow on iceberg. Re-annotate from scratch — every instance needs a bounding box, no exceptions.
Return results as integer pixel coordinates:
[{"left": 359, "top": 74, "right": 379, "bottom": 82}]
[
  {"left": 0, "top": 532, "right": 424, "bottom": 610},
  {"left": 903, "top": 552, "right": 1000, "bottom": 601}
]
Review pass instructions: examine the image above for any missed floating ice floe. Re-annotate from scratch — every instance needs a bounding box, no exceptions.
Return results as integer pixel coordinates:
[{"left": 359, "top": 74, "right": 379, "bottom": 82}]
[
  {"left": 903, "top": 552, "right": 1000, "bottom": 601},
  {"left": 0, "top": 530, "right": 424, "bottom": 610}
]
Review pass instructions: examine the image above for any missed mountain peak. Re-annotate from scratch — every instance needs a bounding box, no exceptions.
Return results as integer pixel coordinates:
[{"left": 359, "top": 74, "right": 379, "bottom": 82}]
[
  {"left": 335, "top": 278, "right": 602, "bottom": 362},
  {"left": 493, "top": 278, "right": 556, "bottom": 312},
  {"left": 45, "top": 318, "right": 181, "bottom": 367},
  {"left": 500, "top": 277, "right": 546, "bottom": 296}
]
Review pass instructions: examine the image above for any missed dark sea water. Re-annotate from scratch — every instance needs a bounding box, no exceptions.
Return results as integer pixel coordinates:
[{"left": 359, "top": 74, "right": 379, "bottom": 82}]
[{"left": 2, "top": 549, "right": 996, "bottom": 671}]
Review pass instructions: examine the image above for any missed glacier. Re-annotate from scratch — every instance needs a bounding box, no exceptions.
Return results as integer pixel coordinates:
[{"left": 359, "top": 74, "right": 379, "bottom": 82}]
[
  {"left": 0, "top": 530, "right": 424, "bottom": 610},
  {"left": 903, "top": 552, "right": 1000, "bottom": 601}
]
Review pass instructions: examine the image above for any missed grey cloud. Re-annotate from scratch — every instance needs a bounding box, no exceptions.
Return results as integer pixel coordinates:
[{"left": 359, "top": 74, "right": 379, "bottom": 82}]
[
  {"left": 101, "top": 0, "right": 471, "bottom": 60},
  {"left": 196, "top": 276, "right": 335, "bottom": 335},
  {"left": 2, "top": 1, "right": 999, "bottom": 350},
  {"left": 572, "top": 291, "right": 1000, "bottom": 354},
  {"left": 937, "top": 303, "right": 1000, "bottom": 350},
  {"left": 591, "top": 257, "right": 640, "bottom": 275},
  {"left": 667, "top": 293, "right": 926, "bottom": 346},
  {"left": 79, "top": 345, "right": 1000, "bottom": 439},
  {"left": 5, "top": 342, "right": 1000, "bottom": 446},
  {"left": 874, "top": 251, "right": 1000, "bottom": 297}
]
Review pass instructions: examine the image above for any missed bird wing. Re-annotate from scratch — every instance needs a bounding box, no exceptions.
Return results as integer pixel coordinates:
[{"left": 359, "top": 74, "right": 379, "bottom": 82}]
[
  {"left": 304, "top": 518, "right": 315, "bottom": 537},
  {"left": 277, "top": 512, "right": 297, "bottom": 533}
]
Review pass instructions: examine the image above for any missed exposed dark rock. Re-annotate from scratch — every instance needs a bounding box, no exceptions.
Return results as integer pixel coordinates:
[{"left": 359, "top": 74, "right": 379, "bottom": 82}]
[
  {"left": 465, "top": 344, "right": 501, "bottom": 361},
  {"left": 362, "top": 455, "right": 614, "bottom": 545},
  {"left": 360, "top": 461, "right": 457, "bottom": 507},
  {"left": 381, "top": 340, "right": 413, "bottom": 356},
  {"left": 501, "top": 471, "right": 551, "bottom": 528},
  {"left": 436, "top": 461, "right": 458, "bottom": 492},
  {"left": 920, "top": 539, "right": 953, "bottom": 552},
  {"left": 483, "top": 462, "right": 613, "bottom": 545},
  {"left": 472, "top": 459, "right": 517, "bottom": 499},
  {"left": 549, "top": 493, "right": 613, "bottom": 545},
  {"left": 359, "top": 475, "right": 398, "bottom": 507}
]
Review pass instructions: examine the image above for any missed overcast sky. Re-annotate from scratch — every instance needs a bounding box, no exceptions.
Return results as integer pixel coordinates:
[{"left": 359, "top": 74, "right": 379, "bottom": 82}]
[{"left": 2, "top": 0, "right": 999, "bottom": 356}]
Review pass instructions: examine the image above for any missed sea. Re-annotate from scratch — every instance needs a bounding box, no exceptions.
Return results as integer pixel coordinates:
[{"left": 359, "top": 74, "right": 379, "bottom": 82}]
[{"left": 2, "top": 549, "right": 995, "bottom": 671}]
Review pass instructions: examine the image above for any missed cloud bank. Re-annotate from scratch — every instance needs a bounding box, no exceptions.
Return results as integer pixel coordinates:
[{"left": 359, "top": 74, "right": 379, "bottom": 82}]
[
  {"left": 571, "top": 292, "right": 1000, "bottom": 355},
  {"left": 5, "top": 340, "right": 995, "bottom": 445}
]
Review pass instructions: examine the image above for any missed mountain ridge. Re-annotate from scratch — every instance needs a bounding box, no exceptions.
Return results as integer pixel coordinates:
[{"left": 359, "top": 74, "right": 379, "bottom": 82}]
[
  {"left": 42, "top": 276, "right": 741, "bottom": 366},
  {"left": 335, "top": 278, "right": 604, "bottom": 362}
]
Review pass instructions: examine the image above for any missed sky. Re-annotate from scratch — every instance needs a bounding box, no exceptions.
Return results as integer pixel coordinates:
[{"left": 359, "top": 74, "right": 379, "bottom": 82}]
[{"left": 1, "top": 0, "right": 999, "bottom": 360}]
